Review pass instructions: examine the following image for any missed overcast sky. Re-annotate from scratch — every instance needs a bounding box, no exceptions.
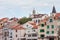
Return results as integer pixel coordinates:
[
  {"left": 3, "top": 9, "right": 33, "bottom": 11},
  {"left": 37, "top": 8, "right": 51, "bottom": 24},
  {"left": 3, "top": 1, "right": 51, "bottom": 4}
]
[{"left": 0, "top": 0, "right": 60, "bottom": 18}]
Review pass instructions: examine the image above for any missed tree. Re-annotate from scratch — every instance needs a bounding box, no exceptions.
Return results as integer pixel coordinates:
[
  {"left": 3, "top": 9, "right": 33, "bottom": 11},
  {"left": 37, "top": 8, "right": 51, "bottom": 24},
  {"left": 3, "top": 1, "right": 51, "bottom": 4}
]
[{"left": 18, "top": 17, "right": 32, "bottom": 24}]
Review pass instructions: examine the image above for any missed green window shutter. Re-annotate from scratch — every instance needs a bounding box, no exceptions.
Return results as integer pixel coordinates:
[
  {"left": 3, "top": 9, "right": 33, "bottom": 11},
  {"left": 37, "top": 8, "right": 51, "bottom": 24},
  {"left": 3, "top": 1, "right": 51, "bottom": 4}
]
[
  {"left": 51, "top": 25, "right": 54, "bottom": 29},
  {"left": 50, "top": 19, "right": 53, "bottom": 22},
  {"left": 46, "top": 31, "right": 49, "bottom": 34},
  {"left": 47, "top": 25, "right": 49, "bottom": 29},
  {"left": 41, "top": 24, "right": 44, "bottom": 27},
  {"left": 52, "top": 31, "right": 54, "bottom": 34},
  {"left": 40, "top": 29, "right": 44, "bottom": 32}
]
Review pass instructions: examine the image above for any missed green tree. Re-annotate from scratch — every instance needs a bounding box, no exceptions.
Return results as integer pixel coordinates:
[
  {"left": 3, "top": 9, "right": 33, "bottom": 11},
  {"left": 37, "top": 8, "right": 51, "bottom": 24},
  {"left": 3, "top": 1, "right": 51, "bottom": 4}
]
[{"left": 18, "top": 17, "right": 32, "bottom": 24}]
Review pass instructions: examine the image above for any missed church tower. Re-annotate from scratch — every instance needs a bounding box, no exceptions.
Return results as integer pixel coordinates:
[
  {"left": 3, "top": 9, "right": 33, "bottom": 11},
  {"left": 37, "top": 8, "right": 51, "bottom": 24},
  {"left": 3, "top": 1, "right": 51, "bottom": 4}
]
[
  {"left": 32, "top": 9, "right": 36, "bottom": 15},
  {"left": 50, "top": 5, "right": 57, "bottom": 16},
  {"left": 52, "top": 5, "right": 56, "bottom": 13}
]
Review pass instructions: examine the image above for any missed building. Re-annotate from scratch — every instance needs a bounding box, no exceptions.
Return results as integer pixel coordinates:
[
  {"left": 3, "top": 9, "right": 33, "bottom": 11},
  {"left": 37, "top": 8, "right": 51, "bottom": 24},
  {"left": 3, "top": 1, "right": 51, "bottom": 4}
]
[
  {"left": 29, "top": 9, "right": 48, "bottom": 25},
  {"left": 38, "top": 17, "right": 47, "bottom": 40},
  {"left": 9, "top": 25, "right": 26, "bottom": 40},
  {"left": 2, "top": 21, "right": 26, "bottom": 40},
  {"left": 0, "top": 24, "right": 3, "bottom": 40},
  {"left": 23, "top": 21, "right": 38, "bottom": 40},
  {"left": 38, "top": 6, "right": 60, "bottom": 40},
  {"left": 2, "top": 23, "right": 9, "bottom": 40},
  {"left": 1, "top": 5, "right": 60, "bottom": 40}
]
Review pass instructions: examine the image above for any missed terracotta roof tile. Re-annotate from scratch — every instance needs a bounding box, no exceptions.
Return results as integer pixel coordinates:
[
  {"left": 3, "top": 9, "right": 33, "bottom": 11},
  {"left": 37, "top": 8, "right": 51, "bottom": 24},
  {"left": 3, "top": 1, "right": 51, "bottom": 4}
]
[
  {"left": 32, "top": 14, "right": 46, "bottom": 18},
  {"left": 11, "top": 25, "right": 25, "bottom": 30},
  {"left": 32, "top": 25, "right": 38, "bottom": 29},
  {"left": 54, "top": 13, "right": 60, "bottom": 19},
  {"left": 28, "top": 21, "right": 38, "bottom": 29}
]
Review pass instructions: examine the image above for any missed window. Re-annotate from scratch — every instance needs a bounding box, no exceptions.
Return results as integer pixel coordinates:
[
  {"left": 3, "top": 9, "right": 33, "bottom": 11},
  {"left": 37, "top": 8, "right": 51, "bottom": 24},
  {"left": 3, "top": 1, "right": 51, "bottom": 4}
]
[
  {"left": 52, "top": 31, "right": 54, "bottom": 34},
  {"left": 51, "top": 25, "right": 54, "bottom": 29},
  {"left": 27, "top": 25, "right": 28, "bottom": 27},
  {"left": 10, "top": 39, "right": 12, "bottom": 40},
  {"left": 40, "top": 29, "right": 44, "bottom": 32},
  {"left": 32, "top": 39, "right": 37, "bottom": 40},
  {"left": 28, "top": 34, "right": 31, "bottom": 37},
  {"left": 50, "top": 19, "right": 53, "bottom": 22},
  {"left": 4, "top": 32, "right": 6, "bottom": 37},
  {"left": 10, "top": 36, "right": 12, "bottom": 38},
  {"left": 41, "top": 24, "right": 44, "bottom": 27},
  {"left": 21, "top": 38, "right": 26, "bottom": 40},
  {"left": 36, "top": 20, "right": 37, "bottom": 23},
  {"left": 33, "top": 29, "right": 35, "bottom": 32},
  {"left": 32, "top": 34, "right": 37, "bottom": 37},
  {"left": 1, "top": 23, "right": 2, "bottom": 25},
  {"left": 27, "top": 39, "right": 31, "bottom": 40},
  {"left": 16, "top": 35, "right": 17, "bottom": 37},
  {"left": 16, "top": 30, "right": 17, "bottom": 32},
  {"left": 4, "top": 32, "right": 9, "bottom": 37},
  {"left": 5, "top": 38, "right": 7, "bottom": 40},
  {"left": 28, "top": 31, "right": 30, "bottom": 32},
  {"left": 40, "top": 35, "right": 45, "bottom": 38},
  {"left": 46, "top": 31, "right": 49, "bottom": 34},
  {"left": 38, "top": 20, "right": 40, "bottom": 23},
  {"left": 18, "top": 38, "right": 19, "bottom": 40},
  {"left": 10, "top": 32, "right": 12, "bottom": 35},
  {"left": 47, "top": 25, "right": 49, "bottom": 29}
]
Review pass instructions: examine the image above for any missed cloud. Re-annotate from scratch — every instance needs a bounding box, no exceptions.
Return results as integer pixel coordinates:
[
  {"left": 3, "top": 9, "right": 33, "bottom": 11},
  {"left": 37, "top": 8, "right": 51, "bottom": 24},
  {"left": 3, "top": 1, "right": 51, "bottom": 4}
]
[{"left": 0, "top": 0, "right": 60, "bottom": 18}]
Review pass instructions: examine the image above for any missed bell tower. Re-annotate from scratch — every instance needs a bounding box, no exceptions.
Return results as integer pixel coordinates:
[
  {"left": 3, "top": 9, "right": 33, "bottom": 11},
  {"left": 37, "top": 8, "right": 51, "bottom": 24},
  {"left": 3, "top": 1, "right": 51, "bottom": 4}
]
[
  {"left": 52, "top": 5, "right": 56, "bottom": 13},
  {"left": 32, "top": 9, "right": 36, "bottom": 15},
  {"left": 50, "top": 5, "right": 57, "bottom": 16}
]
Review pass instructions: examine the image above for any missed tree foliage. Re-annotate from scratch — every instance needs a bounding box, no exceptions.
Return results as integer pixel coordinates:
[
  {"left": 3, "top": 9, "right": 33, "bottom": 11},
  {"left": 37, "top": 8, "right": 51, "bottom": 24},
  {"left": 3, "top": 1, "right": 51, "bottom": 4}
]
[{"left": 18, "top": 17, "right": 32, "bottom": 24}]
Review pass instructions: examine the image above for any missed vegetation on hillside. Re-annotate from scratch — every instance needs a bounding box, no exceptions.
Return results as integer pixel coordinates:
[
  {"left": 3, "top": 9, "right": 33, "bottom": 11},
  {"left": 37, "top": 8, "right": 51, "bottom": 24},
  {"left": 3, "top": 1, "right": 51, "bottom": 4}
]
[{"left": 18, "top": 17, "right": 32, "bottom": 24}]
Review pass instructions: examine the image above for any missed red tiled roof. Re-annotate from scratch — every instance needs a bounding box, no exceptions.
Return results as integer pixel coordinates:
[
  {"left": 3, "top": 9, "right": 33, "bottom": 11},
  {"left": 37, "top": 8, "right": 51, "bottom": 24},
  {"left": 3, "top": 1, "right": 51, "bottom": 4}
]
[
  {"left": 41, "top": 17, "right": 48, "bottom": 22},
  {"left": 32, "top": 14, "right": 46, "bottom": 18},
  {"left": 32, "top": 25, "right": 38, "bottom": 29},
  {"left": 11, "top": 25, "right": 25, "bottom": 30},
  {"left": 1, "top": 18, "right": 8, "bottom": 21},
  {"left": 0, "top": 18, "right": 8, "bottom": 23},
  {"left": 29, "top": 22, "right": 36, "bottom": 25},
  {"left": 28, "top": 21, "right": 38, "bottom": 29},
  {"left": 54, "top": 13, "right": 60, "bottom": 19},
  {"left": 38, "top": 17, "right": 49, "bottom": 26},
  {"left": 0, "top": 26, "right": 3, "bottom": 29},
  {"left": 55, "top": 13, "right": 60, "bottom": 17}
]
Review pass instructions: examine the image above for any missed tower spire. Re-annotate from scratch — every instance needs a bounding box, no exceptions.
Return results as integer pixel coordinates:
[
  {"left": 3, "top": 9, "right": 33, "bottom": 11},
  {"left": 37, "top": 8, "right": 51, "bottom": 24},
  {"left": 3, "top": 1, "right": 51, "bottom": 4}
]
[
  {"left": 52, "top": 5, "right": 56, "bottom": 13},
  {"left": 32, "top": 8, "right": 36, "bottom": 15}
]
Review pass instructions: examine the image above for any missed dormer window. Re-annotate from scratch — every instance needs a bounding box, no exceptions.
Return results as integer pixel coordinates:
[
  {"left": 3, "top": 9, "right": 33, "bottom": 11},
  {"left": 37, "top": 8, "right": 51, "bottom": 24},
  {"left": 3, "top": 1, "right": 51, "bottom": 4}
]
[{"left": 50, "top": 19, "right": 53, "bottom": 22}]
